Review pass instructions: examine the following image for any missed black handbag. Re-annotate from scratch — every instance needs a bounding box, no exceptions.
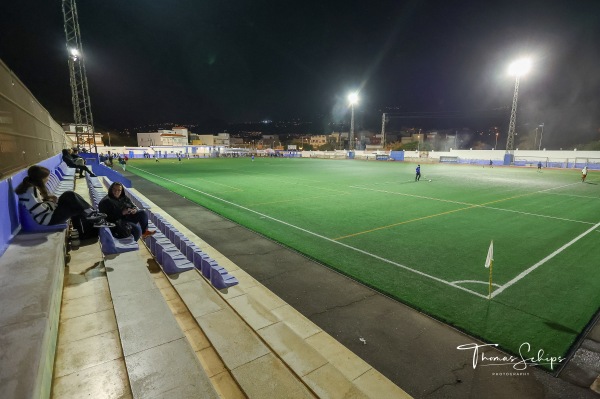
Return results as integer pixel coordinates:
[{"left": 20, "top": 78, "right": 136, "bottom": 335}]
[{"left": 111, "top": 219, "right": 133, "bottom": 238}]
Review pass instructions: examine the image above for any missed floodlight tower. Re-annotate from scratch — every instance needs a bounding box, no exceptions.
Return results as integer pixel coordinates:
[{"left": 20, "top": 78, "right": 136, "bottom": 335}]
[
  {"left": 62, "top": 0, "right": 96, "bottom": 152},
  {"left": 505, "top": 58, "right": 531, "bottom": 152},
  {"left": 381, "top": 113, "right": 387, "bottom": 149},
  {"left": 348, "top": 92, "right": 359, "bottom": 150}
]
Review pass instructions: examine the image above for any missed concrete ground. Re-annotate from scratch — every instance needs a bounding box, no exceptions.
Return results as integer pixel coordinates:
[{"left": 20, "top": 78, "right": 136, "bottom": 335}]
[{"left": 126, "top": 171, "right": 599, "bottom": 399}]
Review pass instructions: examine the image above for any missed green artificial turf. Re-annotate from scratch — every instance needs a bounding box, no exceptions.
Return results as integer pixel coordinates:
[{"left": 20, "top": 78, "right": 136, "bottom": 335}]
[{"left": 128, "top": 157, "right": 600, "bottom": 369}]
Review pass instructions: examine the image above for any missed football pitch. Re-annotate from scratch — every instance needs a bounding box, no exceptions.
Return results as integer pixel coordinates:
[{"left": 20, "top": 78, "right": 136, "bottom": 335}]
[{"left": 128, "top": 157, "right": 600, "bottom": 367}]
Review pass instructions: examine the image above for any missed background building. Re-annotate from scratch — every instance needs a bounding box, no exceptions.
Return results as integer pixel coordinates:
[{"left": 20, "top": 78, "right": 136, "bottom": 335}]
[
  {"left": 62, "top": 123, "right": 103, "bottom": 148},
  {"left": 137, "top": 128, "right": 188, "bottom": 147}
]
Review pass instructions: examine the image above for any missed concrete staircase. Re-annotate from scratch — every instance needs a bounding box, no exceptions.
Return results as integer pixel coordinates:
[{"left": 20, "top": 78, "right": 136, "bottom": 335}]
[{"left": 51, "top": 182, "right": 411, "bottom": 398}]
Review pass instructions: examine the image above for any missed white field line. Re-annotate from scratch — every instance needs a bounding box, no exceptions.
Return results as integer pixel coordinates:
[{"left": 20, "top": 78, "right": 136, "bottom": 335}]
[
  {"left": 452, "top": 280, "right": 502, "bottom": 288},
  {"left": 130, "top": 166, "right": 489, "bottom": 298},
  {"left": 349, "top": 183, "right": 593, "bottom": 226},
  {"left": 542, "top": 191, "right": 600, "bottom": 200},
  {"left": 491, "top": 221, "right": 600, "bottom": 298}
]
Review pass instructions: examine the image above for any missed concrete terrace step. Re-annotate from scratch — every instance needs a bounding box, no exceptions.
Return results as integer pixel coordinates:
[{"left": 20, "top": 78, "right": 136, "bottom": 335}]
[
  {"left": 52, "top": 173, "right": 230, "bottom": 398},
  {"left": 130, "top": 187, "right": 411, "bottom": 399},
  {"left": 103, "top": 249, "right": 220, "bottom": 399}
]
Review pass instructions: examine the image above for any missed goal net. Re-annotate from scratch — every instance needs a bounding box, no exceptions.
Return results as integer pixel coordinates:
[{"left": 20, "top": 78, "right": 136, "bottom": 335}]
[
  {"left": 514, "top": 156, "right": 550, "bottom": 167},
  {"left": 574, "top": 157, "right": 600, "bottom": 169}
]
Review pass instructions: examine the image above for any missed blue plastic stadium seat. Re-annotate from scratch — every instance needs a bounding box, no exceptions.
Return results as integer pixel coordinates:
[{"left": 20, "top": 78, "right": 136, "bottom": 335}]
[
  {"left": 154, "top": 242, "right": 194, "bottom": 274},
  {"left": 210, "top": 268, "right": 239, "bottom": 289},
  {"left": 162, "top": 253, "right": 194, "bottom": 275},
  {"left": 198, "top": 253, "right": 220, "bottom": 279},
  {"left": 18, "top": 204, "right": 68, "bottom": 233},
  {"left": 155, "top": 241, "right": 184, "bottom": 265},
  {"left": 185, "top": 243, "right": 201, "bottom": 262},
  {"left": 176, "top": 236, "right": 190, "bottom": 253},
  {"left": 98, "top": 227, "right": 139, "bottom": 254},
  {"left": 149, "top": 234, "right": 172, "bottom": 257},
  {"left": 190, "top": 249, "right": 211, "bottom": 276}
]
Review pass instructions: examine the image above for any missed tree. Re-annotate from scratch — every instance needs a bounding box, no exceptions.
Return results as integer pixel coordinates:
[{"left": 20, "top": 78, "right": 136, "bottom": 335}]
[
  {"left": 387, "top": 141, "right": 404, "bottom": 151},
  {"left": 577, "top": 140, "right": 600, "bottom": 150},
  {"left": 402, "top": 141, "right": 433, "bottom": 151},
  {"left": 318, "top": 142, "right": 337, "bottom": 151}
]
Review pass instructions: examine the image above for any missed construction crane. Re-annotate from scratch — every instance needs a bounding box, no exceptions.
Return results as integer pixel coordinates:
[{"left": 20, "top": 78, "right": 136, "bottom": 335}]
[{"left": 62, "top": 0, "right": 97, "bottom": 153}]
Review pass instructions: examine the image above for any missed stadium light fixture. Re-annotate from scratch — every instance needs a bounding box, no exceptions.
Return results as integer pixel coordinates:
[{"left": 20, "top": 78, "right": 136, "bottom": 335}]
[
  {"left": 348, "top": 92, "right": 359, "bottom": 150},
  {"left": 348, "top": 92, "right": 359, "bottom": 105},
  {"left": 508, "top": 58, "right": 531, "bottom": 77}
]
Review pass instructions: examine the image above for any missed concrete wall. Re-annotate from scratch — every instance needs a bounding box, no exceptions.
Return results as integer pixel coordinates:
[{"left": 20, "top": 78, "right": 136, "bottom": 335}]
[
  {"left": 404, "top": 149, "right": 600, "bottom": 168},
  {"left": 0, "top": 59, "right": 72, "bottom": 179}
]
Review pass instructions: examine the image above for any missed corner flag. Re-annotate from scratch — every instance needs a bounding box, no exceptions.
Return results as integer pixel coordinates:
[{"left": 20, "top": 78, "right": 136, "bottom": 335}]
[
  {"left": 485, "top": 240, "right": 494, "bottom": 299},
  {"left": 485, "top": 240, "right": 493, "bottom": 268}
]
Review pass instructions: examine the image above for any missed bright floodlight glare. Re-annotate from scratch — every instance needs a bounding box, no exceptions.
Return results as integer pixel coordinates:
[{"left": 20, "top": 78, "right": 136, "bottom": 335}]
[
  {"left": 348, "top": 92, "right": 359, "bottom": 105},
  {"left": 70, "top": 48, "right": 80, "bottom": 58},
  {"left": 508, "top": 58, "right": 531, "bottom": 76}
]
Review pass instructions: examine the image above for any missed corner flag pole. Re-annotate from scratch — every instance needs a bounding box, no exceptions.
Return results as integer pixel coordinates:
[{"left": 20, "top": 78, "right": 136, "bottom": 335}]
[{"left": 484, "top": 240, "right": 494, "bottom": 299}]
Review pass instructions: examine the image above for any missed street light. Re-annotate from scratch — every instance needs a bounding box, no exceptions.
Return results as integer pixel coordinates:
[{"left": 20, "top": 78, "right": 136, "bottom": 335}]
[
  {"left": 348, "top": 92, "right": 359, "bottom": 150},
  {"left": 538, "top": 123, "right": 544, "bottom": 150},
  {"left": 495, "top": 132, "right": 499, "bottom": 149},
  {"left": 506, "top": 58, "right": 531, "bottom": 152}
]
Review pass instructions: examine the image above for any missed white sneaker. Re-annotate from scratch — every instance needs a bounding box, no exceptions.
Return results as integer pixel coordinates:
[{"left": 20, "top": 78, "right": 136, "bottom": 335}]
[{"left": 94, "top": 219, "right": 115, "bottom": 228}]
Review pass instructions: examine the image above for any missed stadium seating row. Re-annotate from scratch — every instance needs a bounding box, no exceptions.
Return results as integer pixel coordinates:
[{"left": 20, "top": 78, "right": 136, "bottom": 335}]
[
  {"left": 89, "top": 172, "right": 237, "bottom": 289},
  {"left": 145, "top": 212, "right": 239, "bottom": 289},
  {"left": 0, "top": 156, "right": 75, "bottom": 399}
]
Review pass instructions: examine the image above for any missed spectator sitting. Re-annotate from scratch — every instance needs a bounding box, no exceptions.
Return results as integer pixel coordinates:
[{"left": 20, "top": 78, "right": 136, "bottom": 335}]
[
  {"left": 62, "top": 149, "right": 96, "bottom": 178},
  {"left": 15, "top": 165, "right": 112, "bottom": 227},
  {"left": 98, "top": 182, "right": 155, "bottom": 241},
  {"left": 71, "top": 148, "right": 86, "bottom": 166}
]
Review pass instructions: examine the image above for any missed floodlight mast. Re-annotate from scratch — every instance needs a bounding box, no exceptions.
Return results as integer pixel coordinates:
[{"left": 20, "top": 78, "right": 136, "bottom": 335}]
[
  {"left": 505, "top": 59, "right": 531, "bottom": 153},
  {"left": 381, "top": 113, "right": 387, "bottom": 149},
  {"left": 348, "top": 92, "right": 359, "bottom": 150},
  {"left": 62, "top": 0, "right": 96, "bottom": 153}
]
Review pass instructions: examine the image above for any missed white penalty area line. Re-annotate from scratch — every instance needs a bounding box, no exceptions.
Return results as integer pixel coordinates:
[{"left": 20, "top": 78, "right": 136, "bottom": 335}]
[
  {"left": 349, "top": 183, "right": 594, "bottom": 226},
  {"left": 491, "top": 221, "right": 600, "bottom": 298},
  {"left": 131, "top": 166, "right": 490, "bottom": 299}
]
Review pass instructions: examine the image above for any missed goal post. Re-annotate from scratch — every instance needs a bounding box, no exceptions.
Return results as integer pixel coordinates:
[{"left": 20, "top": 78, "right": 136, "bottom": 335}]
[
  {"left": 574, "top": 157, "right": 600, "bottom": 169},
  {"left": 514, "top": 156, "right": 550, "bottom": 167}
]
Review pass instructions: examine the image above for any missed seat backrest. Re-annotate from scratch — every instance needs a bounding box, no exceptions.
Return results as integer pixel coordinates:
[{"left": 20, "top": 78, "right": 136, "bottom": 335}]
[
  {"left": 18, "top": 203, "right": 67, "bottom": 233},
  {"left": 0, "top": 154, "right": 68, "bottom": 255},
  {"left": 98, "top": 227, "right": 139, "bottom": 254},
  {"left": 0, "top": 177, "right": 20, "bottom": 256}
]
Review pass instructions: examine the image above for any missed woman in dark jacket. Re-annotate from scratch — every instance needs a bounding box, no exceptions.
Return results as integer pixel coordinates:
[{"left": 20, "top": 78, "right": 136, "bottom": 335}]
[
  {"left": 98, "top": 182, "right": 155, "bottom": 240},
  {"left": 62, "top": 149, "right": 96, "bottom": 178}
]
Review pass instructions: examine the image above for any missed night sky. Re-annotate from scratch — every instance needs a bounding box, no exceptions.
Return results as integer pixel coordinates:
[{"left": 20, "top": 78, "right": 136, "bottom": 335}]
[{"left": 2, "top": 0, "right": 600, "bottom": 146}]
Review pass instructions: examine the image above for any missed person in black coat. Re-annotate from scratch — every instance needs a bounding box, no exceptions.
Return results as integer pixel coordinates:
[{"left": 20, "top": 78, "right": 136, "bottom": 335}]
[
  {"left": 98, "top": 182, "right": 155, "bottom": 240},
  {"left": 61, "top": 149, "right": 96, "bottom": 178}
]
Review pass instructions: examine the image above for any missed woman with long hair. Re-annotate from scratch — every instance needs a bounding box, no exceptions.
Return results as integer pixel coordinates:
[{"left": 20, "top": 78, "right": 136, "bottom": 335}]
[
  {"left": 15, "top": 165, "right": 111, "bottom": 227},
  {"left": 99, "top": 182, "right": 155, "bottom": 240}
]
